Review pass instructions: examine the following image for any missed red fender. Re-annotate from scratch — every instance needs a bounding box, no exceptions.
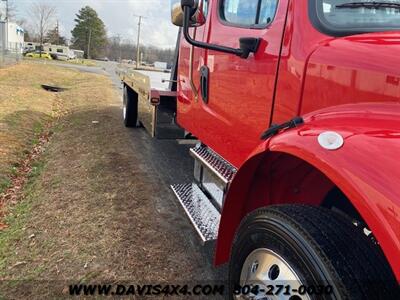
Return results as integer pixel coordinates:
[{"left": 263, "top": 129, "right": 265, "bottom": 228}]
[{"left": 215, "top": 102, "right": 400, "bottom": 282}]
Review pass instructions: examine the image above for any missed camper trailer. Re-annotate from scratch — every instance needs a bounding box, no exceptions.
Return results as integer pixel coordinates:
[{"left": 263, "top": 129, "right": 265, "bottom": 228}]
[
  {"left": 44, "top": 45, "right": 75, "bottom": 60},
  {"left": 24, "top": 43, "right": 76, "bottom": 60}
]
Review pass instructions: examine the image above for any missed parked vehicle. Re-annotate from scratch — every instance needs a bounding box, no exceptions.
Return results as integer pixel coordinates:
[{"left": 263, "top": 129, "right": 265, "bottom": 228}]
[
  {"left": 25, "top": 51, "right": 52, "bottom": 60},
  {"left": 72, "top": 49, "right": 85, "bottom": 59},
  {"left": 119, "top": 1, "right": 400, "bottom": 298},
  {"left": 24, "top": 43, "right": 76, "bottom": 60},
  {"left": 154, "top": 61, "right": 168, "bottom": 70},
  {"left": 23, "top": 43, "right": 41, "bottom": 54},
  {"left": 45, "top": 45, "right": 76, "bottom": 60}
]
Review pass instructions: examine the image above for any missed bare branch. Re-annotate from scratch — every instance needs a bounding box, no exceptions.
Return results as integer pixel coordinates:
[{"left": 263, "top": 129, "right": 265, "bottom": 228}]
[
  {"left": 28, "top": 3, "right": 57, "bottom": 45},
  {"left": 0, "top": 0, "right": 17, "bottom": 21}
]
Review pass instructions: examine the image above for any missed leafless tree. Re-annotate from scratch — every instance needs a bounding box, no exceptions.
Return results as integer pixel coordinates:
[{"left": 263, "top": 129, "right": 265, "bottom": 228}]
[
  {"left": 29, "top": 3, "right": 56, "bottom": 55},
  {"left": 0, "top": 0, "right": 17, "bottom": 21}
]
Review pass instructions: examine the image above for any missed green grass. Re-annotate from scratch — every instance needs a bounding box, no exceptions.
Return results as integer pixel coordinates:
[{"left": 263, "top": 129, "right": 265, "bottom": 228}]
[
  {"left": 23, "top": 57, "right": 52, "bottom": 62},
  {"left": 28, "top": 161, "right": 46, "bottom": 180},
  {"left": 0, "top": 159, "right": 46, "bottom": 277},
  {"left": 0, "top": 178, "right": 11, "bottom": 195},
  {"left": 48, "top": 58, "right": 98, "bottom": 67},
  {"left": 0, "top": 199, "right": 33, "bottom": 274},
  {"left": 67, "top": 59, "right": 97, "bottom": 67},
  {"left": 33, "top": 121, "right": 44, "bottom": 136}
]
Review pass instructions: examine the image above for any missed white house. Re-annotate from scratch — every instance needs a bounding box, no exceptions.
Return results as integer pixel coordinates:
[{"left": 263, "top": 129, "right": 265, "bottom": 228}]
[
  {"left": 8, "top": 22, "right": 24, "bottom": 52},
  {"left": 0, "top": 21, "right": 25, "bottom": 53}
]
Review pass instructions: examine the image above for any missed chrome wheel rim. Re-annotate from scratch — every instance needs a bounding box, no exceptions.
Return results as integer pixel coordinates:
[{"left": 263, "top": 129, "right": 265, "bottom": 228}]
[{"left": 236, "top": 248, "right": 310, "bottom": 300}]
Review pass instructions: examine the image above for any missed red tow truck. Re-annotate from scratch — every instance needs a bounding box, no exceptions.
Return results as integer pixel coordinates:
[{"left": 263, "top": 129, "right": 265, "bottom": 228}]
[{"left": 119, "top": 0, "right": 400, "bottom": 298}]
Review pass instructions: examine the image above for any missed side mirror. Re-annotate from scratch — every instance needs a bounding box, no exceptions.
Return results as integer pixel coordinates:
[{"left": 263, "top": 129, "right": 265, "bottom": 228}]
[
  {"left": 239, "top": 38, "right": 261, "bottom": 59},
  {"left": 176, "top": 0, "right": 261, "bottom": 59},
  {"left": 171, "top": 0, "right": 206, "bottom": 27}
]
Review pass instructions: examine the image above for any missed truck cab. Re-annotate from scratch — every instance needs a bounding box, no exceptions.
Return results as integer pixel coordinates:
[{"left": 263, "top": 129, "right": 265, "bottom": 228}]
[{"left": 121, "top": 1, "right": 400, "bottom": 298}]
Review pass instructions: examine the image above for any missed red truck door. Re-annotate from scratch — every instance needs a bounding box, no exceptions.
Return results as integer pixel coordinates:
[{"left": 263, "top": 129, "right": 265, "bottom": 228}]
[{"left": 178, "top": 0, "right": 289, "bottom": 167}]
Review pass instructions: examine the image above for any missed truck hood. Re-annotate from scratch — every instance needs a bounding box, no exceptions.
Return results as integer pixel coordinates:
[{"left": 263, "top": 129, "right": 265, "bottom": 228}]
[{"left": 301, "top": 32, "right": 400, "bottom": 115}]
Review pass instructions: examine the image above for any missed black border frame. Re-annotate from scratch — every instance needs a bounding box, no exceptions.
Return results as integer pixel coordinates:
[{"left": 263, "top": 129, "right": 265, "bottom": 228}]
[{"left": 308, "top": 0, "right": 400, "bottom": 37}]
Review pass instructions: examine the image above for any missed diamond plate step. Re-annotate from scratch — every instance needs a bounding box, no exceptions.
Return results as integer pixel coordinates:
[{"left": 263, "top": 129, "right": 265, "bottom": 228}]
[
  {"left": 190, "top": 144, "right": 237, "bottom": 184},
  {"left": 171, "top": 183, "right": 220, "bottom": 243}
]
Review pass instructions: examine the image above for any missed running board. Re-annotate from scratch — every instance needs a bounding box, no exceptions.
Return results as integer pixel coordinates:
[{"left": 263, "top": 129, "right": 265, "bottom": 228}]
[
  {"left": 190, "top": 144, "right": 237, "bottom": 210},
  {"left": 171, "top": 183, "right": 220, "bottom": 243},
  {"left": 190, "top": 144, "right": 237, "bottom": 185}
]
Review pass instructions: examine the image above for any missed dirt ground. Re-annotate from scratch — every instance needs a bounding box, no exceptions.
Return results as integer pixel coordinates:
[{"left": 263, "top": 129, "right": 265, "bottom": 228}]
[{"left": 0, "top": 62, "right": 226, "bottom": 299}]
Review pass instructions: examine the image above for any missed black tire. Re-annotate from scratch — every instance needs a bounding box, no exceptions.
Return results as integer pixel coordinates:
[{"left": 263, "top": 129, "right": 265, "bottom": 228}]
[
  {"left": 123, "top": 85, "right": 138, "bottom": 127},
  {"left": 228, "top": 205, "right": 399, "bottom": 300}
]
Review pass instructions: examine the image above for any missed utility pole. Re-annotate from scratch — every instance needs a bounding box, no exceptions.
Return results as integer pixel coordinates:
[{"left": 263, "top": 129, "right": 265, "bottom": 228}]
[
  {"left": 1, "top": 0, "right": 8, "bottom": 21},
  {"left": 117, "top": 34, "right": 122, "bottom": 62},
  {"left": 87, "top": 28, "right": 92, "bottom": 59},
  {"left": 56, "top": 20, "right": 60, "bottom": 45},
  {"left": 2, "top": 0, "right": 8, "bottom": 53},
  {"left": 5, "top": 0, "right": 8, "bottom": 21},
  {"left": 134, "top": 15, "right": 144, "bottom": 69}
]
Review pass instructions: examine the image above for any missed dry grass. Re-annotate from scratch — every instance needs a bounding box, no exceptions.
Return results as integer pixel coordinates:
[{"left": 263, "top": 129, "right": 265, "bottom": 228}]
[
  {"left": 23, "top": 57, "right": 97, "bottom": 67},
  {"left": 0, "top": 61, "right": 223, "bottom": 299},
  {"left": 0, "top": 61, "right": 85, "bottom": 194},
  {"left": 52, "top": 58, "right": 98, "bottom": 67}
]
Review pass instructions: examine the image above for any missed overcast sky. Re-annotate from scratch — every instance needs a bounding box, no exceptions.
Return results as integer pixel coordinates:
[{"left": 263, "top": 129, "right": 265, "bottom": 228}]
[{"left": 10, "top": 0, "right": 179, "bottom": 48}]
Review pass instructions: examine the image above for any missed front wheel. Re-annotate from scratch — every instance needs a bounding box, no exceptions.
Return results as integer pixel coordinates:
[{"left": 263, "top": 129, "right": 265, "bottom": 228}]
[{"left": 228, "top": 205, "right": 399, "bottom": 300}]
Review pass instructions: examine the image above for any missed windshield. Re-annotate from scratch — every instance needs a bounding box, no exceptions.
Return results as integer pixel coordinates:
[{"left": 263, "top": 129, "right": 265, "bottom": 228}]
[{"left": 313, "top": 0, "right": 400, "bottom": 35}]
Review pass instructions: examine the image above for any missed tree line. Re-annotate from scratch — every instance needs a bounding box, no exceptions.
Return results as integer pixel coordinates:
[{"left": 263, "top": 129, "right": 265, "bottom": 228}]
[
  {"left": 3, "top": 2, "right": 175, "bottom": 63},
  {"left": 107, "top": 36, "right": 175, "bottom": 64}
]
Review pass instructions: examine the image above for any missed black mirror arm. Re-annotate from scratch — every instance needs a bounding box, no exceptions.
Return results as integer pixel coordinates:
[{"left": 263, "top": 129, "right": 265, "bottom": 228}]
[{"left": 182, "top": 6, "right": 258, "bottom": 59}]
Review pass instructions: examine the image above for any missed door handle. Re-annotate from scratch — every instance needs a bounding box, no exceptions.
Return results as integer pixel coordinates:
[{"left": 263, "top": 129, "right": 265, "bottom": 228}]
[{"left": 200, "top": 65, "right": 210, "bottom": 104}]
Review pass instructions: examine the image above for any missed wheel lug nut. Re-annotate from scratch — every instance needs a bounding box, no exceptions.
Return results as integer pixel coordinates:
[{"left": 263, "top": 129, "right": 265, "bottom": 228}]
[{"left": 251, "top": 261, "right": 259, "bottom": 273}]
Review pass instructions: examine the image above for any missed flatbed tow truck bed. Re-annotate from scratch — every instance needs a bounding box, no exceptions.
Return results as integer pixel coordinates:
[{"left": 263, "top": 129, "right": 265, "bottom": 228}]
[{"left": 117, "top": 65, "right": 184, "bottom": 139}]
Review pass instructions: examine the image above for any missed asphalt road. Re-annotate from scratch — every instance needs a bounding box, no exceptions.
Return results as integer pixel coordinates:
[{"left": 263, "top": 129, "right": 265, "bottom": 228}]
[
  {"left": 45, "top": 61, "right": 123, "bottom": 94},
  {"left": 96, "top": 61, "right": 124, "bottom": 92},
  {"left": 100, "top": 60, "right": 228, "bottom": 282},
  {"left": 97, "top": 60, "right": 197, "bottom": 191}
]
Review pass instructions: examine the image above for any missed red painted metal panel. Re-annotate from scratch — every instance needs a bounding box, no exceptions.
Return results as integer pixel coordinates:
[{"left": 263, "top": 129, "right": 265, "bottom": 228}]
[
  {"left": 216, "top": 103, "right": 400, "bottom": 282},
  {"left": 177, "top": 0, "right": 289, "bottom": 167},
  {"left": 302, "top": 32, "right": 400, "bottom": 115},
  {"left": 175, "top": 0, "right": 400, "bottom": 282}
]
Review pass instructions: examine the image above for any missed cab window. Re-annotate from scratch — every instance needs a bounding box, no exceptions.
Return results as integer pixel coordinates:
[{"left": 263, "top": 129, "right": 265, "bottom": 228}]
[
  {"left": 221, "top": 0, "right": 279, "bottom": 27},
  {"left": 310, "top": 0, "right": 400, "bottom": 36},
  {"left": 203, "top": 0, "right": 209, "bottom": 16}
]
